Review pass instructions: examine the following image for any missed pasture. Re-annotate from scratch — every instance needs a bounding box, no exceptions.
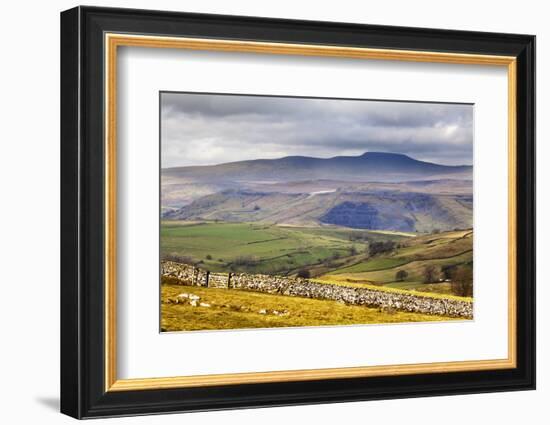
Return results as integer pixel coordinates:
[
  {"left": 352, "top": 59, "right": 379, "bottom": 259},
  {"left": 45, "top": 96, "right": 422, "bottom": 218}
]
[
  {"left": 161, "top": 221, "right": 472, "bottom": 299},
  {"left": 161, "top": 284, "right": 454, "bottom": 331},
  {"left": 160, "top": 221, "right": 397, "bottom": 275}
]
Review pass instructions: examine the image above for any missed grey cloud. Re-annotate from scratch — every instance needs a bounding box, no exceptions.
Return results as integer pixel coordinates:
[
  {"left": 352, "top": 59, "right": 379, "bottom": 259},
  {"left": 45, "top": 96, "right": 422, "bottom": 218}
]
[{"left": 161, "top": 92, "right": 473, "bottom": 168}]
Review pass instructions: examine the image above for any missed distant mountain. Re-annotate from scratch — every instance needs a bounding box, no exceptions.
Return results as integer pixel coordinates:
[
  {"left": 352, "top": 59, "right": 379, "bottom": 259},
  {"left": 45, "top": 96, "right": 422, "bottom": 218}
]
[
  {"left": 162, "top": 152, "right": 473, "bottom": 232},
  {"left": 163, "top": 152, "right": 472, "bottom": 185}
]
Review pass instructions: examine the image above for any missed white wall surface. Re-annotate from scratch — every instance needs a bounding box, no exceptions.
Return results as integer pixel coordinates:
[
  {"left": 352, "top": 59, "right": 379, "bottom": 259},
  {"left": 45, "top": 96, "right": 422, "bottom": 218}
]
[{"left": 0, "top": 0, "right": 545, "bottom": 423}]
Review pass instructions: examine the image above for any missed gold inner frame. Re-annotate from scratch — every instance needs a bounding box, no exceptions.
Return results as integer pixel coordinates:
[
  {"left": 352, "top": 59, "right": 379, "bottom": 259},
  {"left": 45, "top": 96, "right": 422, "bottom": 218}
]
[{"left": 104, "top": 33, "right": 518, "bottom": 392}]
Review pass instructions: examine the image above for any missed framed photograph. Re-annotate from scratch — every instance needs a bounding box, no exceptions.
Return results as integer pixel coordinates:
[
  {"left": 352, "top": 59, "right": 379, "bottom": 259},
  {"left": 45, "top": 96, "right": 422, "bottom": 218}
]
[{"left": 60, "top": 6, "right": 535, "bottom": 419}]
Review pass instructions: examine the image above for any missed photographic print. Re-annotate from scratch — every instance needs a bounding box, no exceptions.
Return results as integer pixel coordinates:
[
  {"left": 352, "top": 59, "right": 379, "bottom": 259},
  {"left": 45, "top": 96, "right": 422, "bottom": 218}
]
[
  {"left": 160, "top": 92, "right": 474, "bottom": 332},
  {"left": 61, "top": 9, "right": 535, "bottom": 417}
]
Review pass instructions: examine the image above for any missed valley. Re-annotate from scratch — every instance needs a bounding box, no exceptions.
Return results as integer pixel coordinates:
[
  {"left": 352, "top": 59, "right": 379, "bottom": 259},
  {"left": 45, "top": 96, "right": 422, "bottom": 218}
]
[
  {"left": 160, "top": 151, "right": 474, "bottom": 327},
  {"left": 161, "top": 221, "right": 473, "bottom": 299}
]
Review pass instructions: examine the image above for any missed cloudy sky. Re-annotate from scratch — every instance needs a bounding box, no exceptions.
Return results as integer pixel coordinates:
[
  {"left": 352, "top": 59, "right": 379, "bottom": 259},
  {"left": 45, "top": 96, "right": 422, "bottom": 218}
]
[{"left": 161, "top": 92, "right": 473, "bottom": 168}]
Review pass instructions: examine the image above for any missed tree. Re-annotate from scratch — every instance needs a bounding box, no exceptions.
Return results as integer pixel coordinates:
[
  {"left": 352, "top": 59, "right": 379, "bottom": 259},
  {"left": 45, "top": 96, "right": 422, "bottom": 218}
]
[
  {"left": 441, "top": 264, "right": 458, "bottom": 280},
  {"left": 423, "top": 265, "right": 439, "bottom": 283},
  {"left": 297, "top": 269, "right": 311, "bottom": 279},
  {"left": 395, "top": 270, "right": 408, "bottom": 282},
  {"left": 368, "top": 241, "right": 396, "bottom": 256},
  {"left": 451, "top": 267, "right": 473, "bottom": 297}
]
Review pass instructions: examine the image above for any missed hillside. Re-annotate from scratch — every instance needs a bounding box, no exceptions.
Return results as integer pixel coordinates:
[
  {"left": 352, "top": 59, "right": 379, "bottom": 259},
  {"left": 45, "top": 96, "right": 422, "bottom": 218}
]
[
  {"left": 164, "top": 189, "right": 472, "bottom": 232},
  {"left": 318, "top": 229, "right": 473, "bottom": 295},
  {"left": 161, "top": 284, "right": 454, "bottom": 331}
]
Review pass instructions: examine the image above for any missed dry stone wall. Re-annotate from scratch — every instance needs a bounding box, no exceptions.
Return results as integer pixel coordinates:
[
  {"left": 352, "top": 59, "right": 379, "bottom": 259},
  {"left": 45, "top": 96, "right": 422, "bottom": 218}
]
[
  {"left": 161, "top": 261, "right": 473, "bottom": 319},
  {"left": 208, "top": 272, "right": 229, "bottom": 288}
]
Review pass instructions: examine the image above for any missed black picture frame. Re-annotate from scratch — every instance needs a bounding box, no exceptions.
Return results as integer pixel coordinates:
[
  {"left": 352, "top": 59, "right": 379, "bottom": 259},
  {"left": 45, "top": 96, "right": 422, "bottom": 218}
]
[{"left": 61, "top": 5, "right": 535, "bottom": 419}]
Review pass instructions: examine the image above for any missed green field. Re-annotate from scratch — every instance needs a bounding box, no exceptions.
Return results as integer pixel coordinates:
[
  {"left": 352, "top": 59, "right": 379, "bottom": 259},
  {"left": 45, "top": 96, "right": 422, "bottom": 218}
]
[
  {"left": 161, "top": 220, "right": 472, "bottom": 299},
  {"left": 161, "top": 221, "right": 402, "bottom": 275},
  {"left": 333, "top": 257, "right": 410, "bottom": 274},
  {"left": 161, "top": 284, "right": 455, "bottom": 331}
]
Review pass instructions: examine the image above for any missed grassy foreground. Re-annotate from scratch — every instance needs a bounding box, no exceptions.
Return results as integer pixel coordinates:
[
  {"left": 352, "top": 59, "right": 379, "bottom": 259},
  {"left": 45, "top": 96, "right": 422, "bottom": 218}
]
[{"left": 161, "top": 284, "right": 456, "bottom": 332}]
